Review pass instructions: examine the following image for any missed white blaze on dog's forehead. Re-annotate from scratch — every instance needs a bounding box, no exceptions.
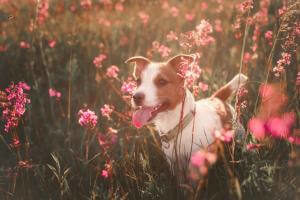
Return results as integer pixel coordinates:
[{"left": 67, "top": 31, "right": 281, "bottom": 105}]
[{"left": 135, "top": 63, "right": 160, "bottom": 106}]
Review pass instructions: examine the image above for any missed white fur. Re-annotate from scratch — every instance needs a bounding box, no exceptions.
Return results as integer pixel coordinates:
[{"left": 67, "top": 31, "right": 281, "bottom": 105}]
[{"left": 154, "top": 89, "right": 221, "bottom": 170}]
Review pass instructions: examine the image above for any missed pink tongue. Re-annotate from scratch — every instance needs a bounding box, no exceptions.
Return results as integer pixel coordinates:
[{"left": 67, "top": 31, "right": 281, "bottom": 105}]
[{"left": 132, "top": 107, "right": 154, "bottom": 128}]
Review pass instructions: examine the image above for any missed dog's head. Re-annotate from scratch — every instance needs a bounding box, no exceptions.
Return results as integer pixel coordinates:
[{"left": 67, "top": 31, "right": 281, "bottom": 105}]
[{"left": 125, "top": 54, "right": 194, "bottom": 128}]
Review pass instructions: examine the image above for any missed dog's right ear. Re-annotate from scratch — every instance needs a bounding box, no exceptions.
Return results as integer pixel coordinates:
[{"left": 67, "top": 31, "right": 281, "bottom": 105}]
[{"left": 125, "top": 56, "right": 150, "bottom": 79}]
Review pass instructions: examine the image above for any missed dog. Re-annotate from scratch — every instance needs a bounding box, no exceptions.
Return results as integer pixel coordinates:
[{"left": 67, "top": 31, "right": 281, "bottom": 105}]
[{"left": 126, "top": 54, "right": 248, "bottom": 176}]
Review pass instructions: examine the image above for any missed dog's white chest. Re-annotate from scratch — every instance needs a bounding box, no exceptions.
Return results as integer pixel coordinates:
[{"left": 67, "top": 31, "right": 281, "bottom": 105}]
[{"left": 158, "top": 99, "right": 223, "bottom": 165}]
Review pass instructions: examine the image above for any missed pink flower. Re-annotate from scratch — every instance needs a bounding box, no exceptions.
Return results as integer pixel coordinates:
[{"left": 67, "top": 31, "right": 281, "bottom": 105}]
[
  {"left": 170, "top": 6, "right": 179, "bottom": 17},
  {"left": 48, "top": 40, "right": 56, "bottom": 48},
  {"left": 20, "top": 41, "right": 30, "bottom": 49},
  {"left": 238, "top": 0, "right": 253, "bottom": 13},
  {"left": 78, "top": 109, "right": 98, "bottom": 129},
  {"left": 1, "top": 82, "right": 31, "bottom": 132},
  {"left": 80, "top": 0, "right": 92, "bottom": 9},
  {"left": 101, "top": 169, "right": 108, "bottom": 178},
  {"left": 98, "top": 18, "right": 111, "bottom": 27},
  {"left": 266, "top": 112, "right": 295, "bottom": 139},
  {"left": 288, "top": 136, "right": 300, "bottom": 145},
  {"left": 198, "top": 82, "right": 208, "bottom": 92},
  {"left": 115, "top": 2, "right": 124, "bottom": 12},
  {"left": 166, "top": 31, "right": 178, "bottom": 41},
  {"left": 37, "top": 0, "right": 49, "bottom": 24},
  {"left": 185, "top": 13, "right": 195, "bottom": 21},
  {"left": 248, "top": 117, "right": 266, "bottom": 140},
  {"left": 264, "top": 31, "right": 273, "bottom": 40},
  {"left": 214, "top": 19, "right": 223, "bottom": 32},
  {"left": 48, "top": 88, "right": 61, "bottom": 100},
  {"left": 191, "top": 150, "right": 217, "bottom": 176},
  {"left": 121, "top": 78, "right": 136, "bottom": 95},
  {"left": 243, "top": 52, "right": 252, "bottom": 64},
  {"left": 100, "top": 104, "right": 114, "bottom": 119},
  {"left": 273, "top": 52, "right": 291, "bottom": 77},
  {"left": 138, "top": 11, "right": 149, "bottom": 25},
  {"left": 200, "top": 2, "right": 208, "bottom": 11},
  {"left": 214, "top": 129, "right": 234, "bottom": 143},
  {"left": 93, "top": 54, "right": 107, "bottom": 68},
  {"left": 106, "top": 65, "right": 119, "bottom": 78},
  {"left": 180, "top": 20, "right": 215, "bottom": 49}
]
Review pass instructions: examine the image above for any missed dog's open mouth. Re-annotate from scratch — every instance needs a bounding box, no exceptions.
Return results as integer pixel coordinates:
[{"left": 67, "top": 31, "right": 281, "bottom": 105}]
[{"left": 132, "top": 103, "right": 168, "bottom": 128}]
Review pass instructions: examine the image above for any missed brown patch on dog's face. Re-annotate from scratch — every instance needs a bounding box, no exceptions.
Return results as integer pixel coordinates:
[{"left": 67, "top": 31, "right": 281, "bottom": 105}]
[{"left": 155, "top": 62, "right": 185, "bottom": 110}]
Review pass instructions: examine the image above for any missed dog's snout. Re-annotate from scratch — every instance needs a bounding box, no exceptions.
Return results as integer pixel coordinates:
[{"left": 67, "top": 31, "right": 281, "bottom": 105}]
[{"left": 133, "top": 92, "right": 145, "bottom": 105}]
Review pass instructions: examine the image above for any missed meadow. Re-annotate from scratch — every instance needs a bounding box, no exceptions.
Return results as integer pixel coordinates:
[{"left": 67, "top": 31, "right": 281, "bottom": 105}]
[{"left": 0, "top": 0, "right": 299, "bottom": 199}]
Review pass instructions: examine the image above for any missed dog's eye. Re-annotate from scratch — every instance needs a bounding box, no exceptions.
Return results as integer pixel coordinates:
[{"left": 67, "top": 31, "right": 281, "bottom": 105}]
[
  {"left": 157, "top": 78, "right": 168, "bottom": 86},
  {"left": 136, "top": 78, "right": 141, "bottom": 86}
]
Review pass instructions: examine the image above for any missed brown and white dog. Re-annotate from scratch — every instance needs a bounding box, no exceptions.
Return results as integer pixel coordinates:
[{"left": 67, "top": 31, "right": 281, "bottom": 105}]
[{"left": 126, "top": 54, "right": 248, "bottom": 174}]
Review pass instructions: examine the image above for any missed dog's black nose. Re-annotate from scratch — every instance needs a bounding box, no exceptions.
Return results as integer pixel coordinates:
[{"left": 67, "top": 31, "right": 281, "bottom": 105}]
[{"left": 133, "top": 92, "right": 145, "bottom": 105}]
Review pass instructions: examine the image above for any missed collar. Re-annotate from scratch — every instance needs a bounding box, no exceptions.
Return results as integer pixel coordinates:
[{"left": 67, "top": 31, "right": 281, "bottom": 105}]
[{"left": 160, "top": 108, "right": 195, "bottom": 144}]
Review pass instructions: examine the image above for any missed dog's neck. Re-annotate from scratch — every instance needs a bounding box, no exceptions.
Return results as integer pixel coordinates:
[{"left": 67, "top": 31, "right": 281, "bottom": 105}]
[{"left": 154, "top": 89, "right": 195, "bottom": 134}]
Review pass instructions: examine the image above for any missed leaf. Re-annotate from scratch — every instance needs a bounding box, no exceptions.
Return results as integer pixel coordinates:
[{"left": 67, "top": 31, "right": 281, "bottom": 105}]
[
  {"left": 85, "top": 153, "right": 102, "bottom": 165},
  {"left": 50, "top": 153, "right": 61, "bottom": 174},
  {"left": 46, "top": 164, "right": 59, "bottom": 181}
]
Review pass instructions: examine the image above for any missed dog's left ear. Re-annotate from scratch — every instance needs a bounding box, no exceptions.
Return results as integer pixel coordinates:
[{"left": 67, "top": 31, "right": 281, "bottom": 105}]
[
  {"left": 125, "top": 56, "right": 151, "bottom": 79},
  {"left": 167, "top": 54, "right": 194, "bottom": 72}
]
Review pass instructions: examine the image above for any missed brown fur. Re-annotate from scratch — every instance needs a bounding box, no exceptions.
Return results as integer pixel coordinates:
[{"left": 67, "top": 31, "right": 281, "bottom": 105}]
[
  {"left": 156, "top": 63, "right": 185, "bottom": 110},
  {"left": 212, "top": 86, "right": 232, "bottom": 101}
]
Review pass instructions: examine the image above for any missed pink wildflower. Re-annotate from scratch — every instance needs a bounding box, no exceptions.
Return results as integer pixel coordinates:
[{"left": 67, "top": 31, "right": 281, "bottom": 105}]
[
  {"left": 37, "top": 0, "right": 49, "bottom": 24},
  {"left": 93, "top": 54, "right": 107, "bottom": 68},
  {"left": 214, "top": 19, "right": 223, "bottom": 32},
  {"left": 195, "top": 20, "right": 215, "bottom": 46},
  {"left": 214, "top": 129, "right": 234, "bottom": 143},
  {"left": 48, "top": 88, "right": 61, "bottom": 100},
  {"left": 166, "top": 31, "right": 178, "bottom": 41},
  {"left": 243, "top": 52, "right": 252, "bottom": 64},
  {"left": 200, "top": 2, "right": 208, "bottom": 11},
  {"left": 170, "top": 6, "right": 179, "bottom": 17},
  {"left": 198, "top": 82, "right": 208, "bottom": 92},
  {"left": 101, "top": 169, "right": 108, "bottom": 178},
  {"left": 100, "top": 104, "right": 114, "bottom": 119},
  {"left": 238, "top": 0, "right": 253, "bottom": 13},
  {"left": 20, "top": 41, "right": 30, "bottom": 49},
  {"left": 121, "top": 78, "right": 136, "bottom": 95},
  {"left": 266, "top": 112, "right": 295, "bottom": 139},
  {"left": 115, "top": 2, "right": 124, "bottom": 12},
  {"left": 80, "top": 0, "right": 92, "bottom": 9},
  {"left": 264, "top": 31, "right": 273, "bottom": 40},
  {"left": 185, "top": 13, "right": 195, "bottom": 21},
  {"left": 106, "top": 65, "right": 119, "bottom": 78},
  {"left": 138, "top": 11, "right": 149, "bottom": 25},
  {"left": 78, "top": 109, "right": 98, "bottom": 129},
  {"left": 190, "top": 150, "right": 217, "bottom": 176},
  {"left": 273, "top": 52, "right": 291, "bottom": 77},
  {"left": 248, "top": 117, "right": 266, "bottom": 140},
  {"left": 1, "top": 82, "right": 31, "bottom": 132},
  {"left": 48, "top": 40, "right": 56, "bottom": 48}
]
